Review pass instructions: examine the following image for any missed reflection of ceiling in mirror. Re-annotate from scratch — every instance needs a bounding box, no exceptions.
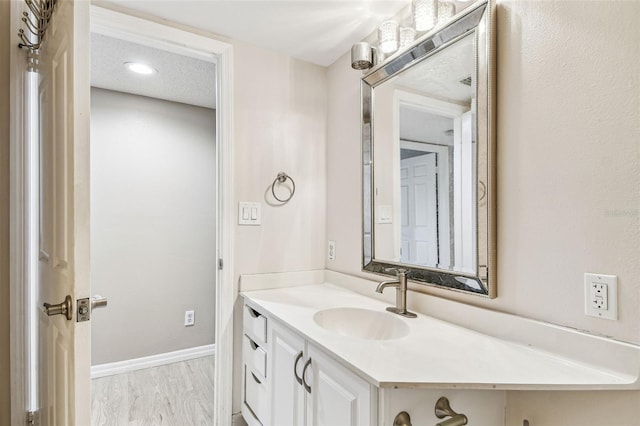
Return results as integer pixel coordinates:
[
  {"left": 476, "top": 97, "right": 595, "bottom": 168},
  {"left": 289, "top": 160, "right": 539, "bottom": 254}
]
[
  {"left": 401, "top": 149, "right": 433, "bottom": 160},
  {"left": 394, "top": 33, "right": 475, "bottom": 105},
  {"left": 400, "top": 107, "right": 454, "bottom": 146}
]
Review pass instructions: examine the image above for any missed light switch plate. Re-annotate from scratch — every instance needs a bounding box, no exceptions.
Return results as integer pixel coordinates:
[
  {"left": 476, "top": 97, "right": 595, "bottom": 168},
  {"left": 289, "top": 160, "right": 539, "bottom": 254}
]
[
  {"left": 584, "top": 273, "right": 618, "bottom": 320},
  {"left": 375, "top": 205, "right": 393, "bottom": 224},
  {"left": 238, "top": 202, "right": 261, "bottom": 226}
]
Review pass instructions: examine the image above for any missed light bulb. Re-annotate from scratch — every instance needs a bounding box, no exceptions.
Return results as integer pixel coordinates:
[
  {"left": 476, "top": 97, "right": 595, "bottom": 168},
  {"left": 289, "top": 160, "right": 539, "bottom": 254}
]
[
  {"left": 378, "top": 20, "right": 399, "bottom": 54},
  {"left": 123, "top": 62, "right": 157, "bottom": 75},
  {"left": 413, "top": 0, "right": 437, "bottom": 32}
]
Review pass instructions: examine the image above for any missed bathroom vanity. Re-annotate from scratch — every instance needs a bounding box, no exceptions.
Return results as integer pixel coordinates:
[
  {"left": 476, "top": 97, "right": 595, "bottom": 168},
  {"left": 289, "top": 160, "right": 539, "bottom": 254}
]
[{"left": 239, "top": 272, "right": 640, "bottom": 426}]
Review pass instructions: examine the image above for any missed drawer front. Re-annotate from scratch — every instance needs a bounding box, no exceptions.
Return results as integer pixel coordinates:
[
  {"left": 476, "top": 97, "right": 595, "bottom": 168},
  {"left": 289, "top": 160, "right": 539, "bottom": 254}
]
[
  {"left": 244, "top": 335, "right": 267, "bottom": 380},
  {"left": 244, "top": 304, "right": 267, "bottom": 344},
  {"left": 244, "top": 365, "right": 268, "bottom": 423}
]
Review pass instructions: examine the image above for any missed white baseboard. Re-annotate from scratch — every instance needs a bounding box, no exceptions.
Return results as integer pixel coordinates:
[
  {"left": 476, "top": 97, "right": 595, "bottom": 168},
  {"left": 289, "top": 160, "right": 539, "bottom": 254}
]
[{"left": 91, "top": 344, "right": 216, "bottom": 379}]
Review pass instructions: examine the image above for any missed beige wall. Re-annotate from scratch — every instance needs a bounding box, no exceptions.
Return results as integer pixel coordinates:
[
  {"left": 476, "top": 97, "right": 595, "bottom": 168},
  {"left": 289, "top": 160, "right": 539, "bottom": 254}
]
[
  {"left": 326, "top": 0, "right": 640, "bottom": 424},
  {"left": 90, "top": 88, "right": 216, "bottom": 364},
  {"left": 232, "top": 41, "right": 327, "bottom": 279},
  {"left": 1, "top": 1, "right": 12, "bottom": 423},
  {"left": 231, "top": 40, "right": 328, "bottom": 412}
]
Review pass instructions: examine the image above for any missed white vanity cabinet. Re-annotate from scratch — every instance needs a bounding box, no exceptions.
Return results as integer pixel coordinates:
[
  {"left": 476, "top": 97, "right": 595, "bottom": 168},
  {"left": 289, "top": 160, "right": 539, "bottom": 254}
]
[
  {"left": 305, "top": 343, "right": 375, "bottom": 426},
  {"left": 241, "top": 303, "right": 270, "bottom": 426},
  {"left": 244, "top": 304, "right": 376, "bottom": 426}
]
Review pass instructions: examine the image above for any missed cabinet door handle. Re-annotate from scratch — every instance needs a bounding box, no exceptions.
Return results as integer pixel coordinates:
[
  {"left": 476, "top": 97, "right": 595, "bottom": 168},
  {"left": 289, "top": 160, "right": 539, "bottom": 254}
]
[
  {"left": 293, "top": 351, "right": 304, "bottom": 386},
  {"left": 301, "top": 358, "right": 312, "bottom": 394}
]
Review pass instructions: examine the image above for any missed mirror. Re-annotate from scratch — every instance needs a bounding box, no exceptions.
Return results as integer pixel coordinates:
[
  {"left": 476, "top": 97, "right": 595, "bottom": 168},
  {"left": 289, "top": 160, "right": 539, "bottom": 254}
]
[{"left": 362, "top": 0, "right": 496, "bottom": 296}]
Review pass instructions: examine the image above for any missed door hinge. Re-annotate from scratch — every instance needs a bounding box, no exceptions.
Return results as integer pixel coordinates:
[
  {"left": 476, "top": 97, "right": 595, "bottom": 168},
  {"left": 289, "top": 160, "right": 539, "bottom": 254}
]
[
  {"left": 27, "top": 410, "right": 39, "bottom": 425},
  {"left": 218, "top": 258, "right": 223, "bottom": 270}
]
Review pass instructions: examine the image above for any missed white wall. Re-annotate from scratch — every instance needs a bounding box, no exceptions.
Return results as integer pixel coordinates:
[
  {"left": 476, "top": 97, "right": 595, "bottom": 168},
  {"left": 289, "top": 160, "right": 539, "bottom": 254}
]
[
  {"left": 327, "top": 1, "right": 640, "bottom": 424},
  {"left": 90, "top": 88, "right": 216, "bottom": 364}
]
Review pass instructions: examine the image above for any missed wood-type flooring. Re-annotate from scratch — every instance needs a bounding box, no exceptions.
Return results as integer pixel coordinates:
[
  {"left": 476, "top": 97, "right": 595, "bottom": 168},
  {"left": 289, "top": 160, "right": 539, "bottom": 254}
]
[{"left": 91, "top": 356, "right": 215, "bottom": 425}]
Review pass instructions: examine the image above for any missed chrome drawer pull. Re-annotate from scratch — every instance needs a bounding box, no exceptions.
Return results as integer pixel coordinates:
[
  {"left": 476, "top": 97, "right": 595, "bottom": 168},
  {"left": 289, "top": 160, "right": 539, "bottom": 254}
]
[
  {"left": 301, "top": 358, "right": 312, "bottom": 394},
  {"left": 247, "top": 306, "right": 261, "bottom": 318},
  {"left": 293, "top": 351, "right": 303, "bottom": 385},
  {"left": 251, "top": 372, "right": 262, "bottom": 384}
]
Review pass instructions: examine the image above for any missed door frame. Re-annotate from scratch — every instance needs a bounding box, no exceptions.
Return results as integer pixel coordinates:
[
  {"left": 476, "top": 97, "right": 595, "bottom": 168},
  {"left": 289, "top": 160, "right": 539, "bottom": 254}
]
[
  {"left": 392, "top": 89, "right": 468, "bottom": 272},
  {"left": 9, "top": 0, "right": 32, "bottom": 423},
  {"left": 9, "top": 5, "right": 235, "bottom": 425}
]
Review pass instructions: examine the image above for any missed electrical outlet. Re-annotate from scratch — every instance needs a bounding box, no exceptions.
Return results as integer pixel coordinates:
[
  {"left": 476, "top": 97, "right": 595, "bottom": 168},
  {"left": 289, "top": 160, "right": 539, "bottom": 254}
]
[
  {"left": 328, "top": 240, "right": 336, "bottom": 260},
  {"left": 584, "top": 273, "right": 617, "bottom": 320},
  {"left": 184, "top": 310, "right": 195, "bottom": 326},
  {"left": 590, "top": 283, "right": 608, "bottom": 310}
]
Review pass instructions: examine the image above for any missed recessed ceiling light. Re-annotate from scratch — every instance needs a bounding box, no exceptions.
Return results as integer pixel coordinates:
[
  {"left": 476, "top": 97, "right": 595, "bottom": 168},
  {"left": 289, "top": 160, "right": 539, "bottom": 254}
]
[{"left": 123, "top": 62, "right": 157, "bottom": 75}]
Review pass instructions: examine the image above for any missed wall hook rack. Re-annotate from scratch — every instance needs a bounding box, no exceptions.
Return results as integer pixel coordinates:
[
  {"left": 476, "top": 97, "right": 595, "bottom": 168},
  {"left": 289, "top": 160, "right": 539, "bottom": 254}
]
[{"left": 18, "top": 0, "right": 58, "bottom": 53}]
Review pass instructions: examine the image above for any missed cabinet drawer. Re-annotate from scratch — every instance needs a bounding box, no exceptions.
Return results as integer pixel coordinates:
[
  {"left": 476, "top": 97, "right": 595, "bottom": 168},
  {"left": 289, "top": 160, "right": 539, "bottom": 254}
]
[
  {"left": 244, "top": 335, "right": 267, "bottom": 380},
  {"left": 244, "top": 304, "right": 267, "bottom": 344},
  {"left": 244, "top": 366, "right": 268, "bottom": 423}
]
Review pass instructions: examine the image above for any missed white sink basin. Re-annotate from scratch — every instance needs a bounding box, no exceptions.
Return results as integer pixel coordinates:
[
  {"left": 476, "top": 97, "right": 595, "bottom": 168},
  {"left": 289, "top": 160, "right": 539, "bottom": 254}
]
[{"left": 313, "top": 307, "right": 410, "bottom": 340}]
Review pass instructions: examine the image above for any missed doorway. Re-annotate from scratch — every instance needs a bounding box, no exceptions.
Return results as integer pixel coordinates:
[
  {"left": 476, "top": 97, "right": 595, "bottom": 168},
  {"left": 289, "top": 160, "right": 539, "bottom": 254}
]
[
  {"left": 89, "top": 31, "right": 217, "bottom": 423},
  {"left": 89, "top": 8, "right": 235, "bottom": 422}
]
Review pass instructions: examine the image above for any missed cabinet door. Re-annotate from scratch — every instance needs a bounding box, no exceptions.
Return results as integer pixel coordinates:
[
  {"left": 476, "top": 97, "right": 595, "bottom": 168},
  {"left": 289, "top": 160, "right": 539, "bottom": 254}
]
[
  {"left": 270, "top": 320, "right": 306, "bottom": 426},
  {"left": 306, "top": 344, "right": 375, "bottom": 426}
]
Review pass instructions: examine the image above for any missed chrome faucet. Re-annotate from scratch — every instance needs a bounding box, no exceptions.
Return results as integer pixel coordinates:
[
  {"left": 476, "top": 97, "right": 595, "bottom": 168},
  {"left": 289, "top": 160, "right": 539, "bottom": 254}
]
[{"left": 375, "top": 268, "right": 417, "bottom": 318}]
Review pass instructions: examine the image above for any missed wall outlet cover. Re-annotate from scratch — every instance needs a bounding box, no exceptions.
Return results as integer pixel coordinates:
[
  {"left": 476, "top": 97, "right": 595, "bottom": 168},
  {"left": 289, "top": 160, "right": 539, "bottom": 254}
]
[
  {"left": 328, "top": 240, "right": 336, "bottom": 261},
  {"left": 584, "top": 273, "right": 618, "bottom": 320},
  {"left": 184, "top": 310, "right": 195, "bottom": 326}
]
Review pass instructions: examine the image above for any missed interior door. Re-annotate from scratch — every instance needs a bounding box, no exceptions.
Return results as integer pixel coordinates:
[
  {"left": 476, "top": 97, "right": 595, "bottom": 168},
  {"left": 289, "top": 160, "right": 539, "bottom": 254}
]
[
  {"left": 37, "top": 0, "right": 91, "bottom": 424},
  {"left": 400, "top": 153, "right": 439, "bottom": 266}
]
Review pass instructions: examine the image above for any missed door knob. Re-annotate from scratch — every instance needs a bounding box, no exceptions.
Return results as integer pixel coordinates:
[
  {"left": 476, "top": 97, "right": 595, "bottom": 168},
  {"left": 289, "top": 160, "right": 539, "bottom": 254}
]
[
  {"left": 91, "top": 295, "right": 108, "bottom": 311},
  {"left": 43, "top": 295, "right": 73, "bottom": 320},
  {"left": 76, "top": 295, "right": 109, "bottom": 322}
]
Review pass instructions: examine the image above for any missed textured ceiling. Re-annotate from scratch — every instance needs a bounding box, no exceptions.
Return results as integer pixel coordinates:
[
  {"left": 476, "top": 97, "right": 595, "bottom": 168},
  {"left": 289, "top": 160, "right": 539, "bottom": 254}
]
[
  {"left": 91, "top": 33, "right": 217, "bottom": 109},
  {"left": 395, "top": 32, "right": 475, "bottom": 104},
  {"left": 96, "top": 0, "right": 410, "bottom": 67}
]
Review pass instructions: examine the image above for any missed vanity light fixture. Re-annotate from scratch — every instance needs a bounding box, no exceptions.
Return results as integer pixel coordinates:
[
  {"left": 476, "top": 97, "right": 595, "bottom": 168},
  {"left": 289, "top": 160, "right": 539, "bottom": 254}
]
[
  {"left": 351, "top": 42, "right": 374, "bottom": 70},
  {"left": 438, "top": 1, "right": 456, "bottom": 22},
  {"left": 399, "top": 26, "right": 417, "bottom": 49},
  {"left": 123, "top": 61, "right": 157, "bottom": 75},
  {"left": 412, "top": 0, "right": 437, "bottom": 32},
  {"left": 378, "top": 20, "right": 399, "bottom": 54}
]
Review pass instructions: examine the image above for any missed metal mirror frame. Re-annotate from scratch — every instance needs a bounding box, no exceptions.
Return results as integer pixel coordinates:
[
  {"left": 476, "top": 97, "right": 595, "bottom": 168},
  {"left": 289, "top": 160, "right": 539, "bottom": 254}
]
[{"left": 361, "top": 0, "right": 496, "bottom": 297}]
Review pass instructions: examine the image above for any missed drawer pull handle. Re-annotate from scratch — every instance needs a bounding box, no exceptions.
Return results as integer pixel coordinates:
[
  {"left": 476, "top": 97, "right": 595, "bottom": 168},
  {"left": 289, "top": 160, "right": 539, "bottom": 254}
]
[
  {"left": 251, "top": 372, "right": 262, "bottom": 384},
  {"left": 247, "top": 306, "right": 261, "bottom": 318},
  {"left": 302, "top": 358, "right": 312, "bottom": 394},
  {"left": 248, "top": 338, "right": 259, "bottom": 351},
  {"left": 293, "top": 351, "right": 303, "bottom": 385}
]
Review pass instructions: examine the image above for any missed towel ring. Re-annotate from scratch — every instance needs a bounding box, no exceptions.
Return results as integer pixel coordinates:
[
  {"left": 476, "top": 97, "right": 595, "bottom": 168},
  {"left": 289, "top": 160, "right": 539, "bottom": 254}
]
[{"left": 271, "top": 172, "right": 296, "bottom": 203}]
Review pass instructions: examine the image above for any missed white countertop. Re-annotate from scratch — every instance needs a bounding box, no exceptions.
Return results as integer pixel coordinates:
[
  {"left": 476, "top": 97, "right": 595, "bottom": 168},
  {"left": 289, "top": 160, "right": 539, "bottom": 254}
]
[{"left": 241, "top": 283, "right": 640, "bottom": 390}]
